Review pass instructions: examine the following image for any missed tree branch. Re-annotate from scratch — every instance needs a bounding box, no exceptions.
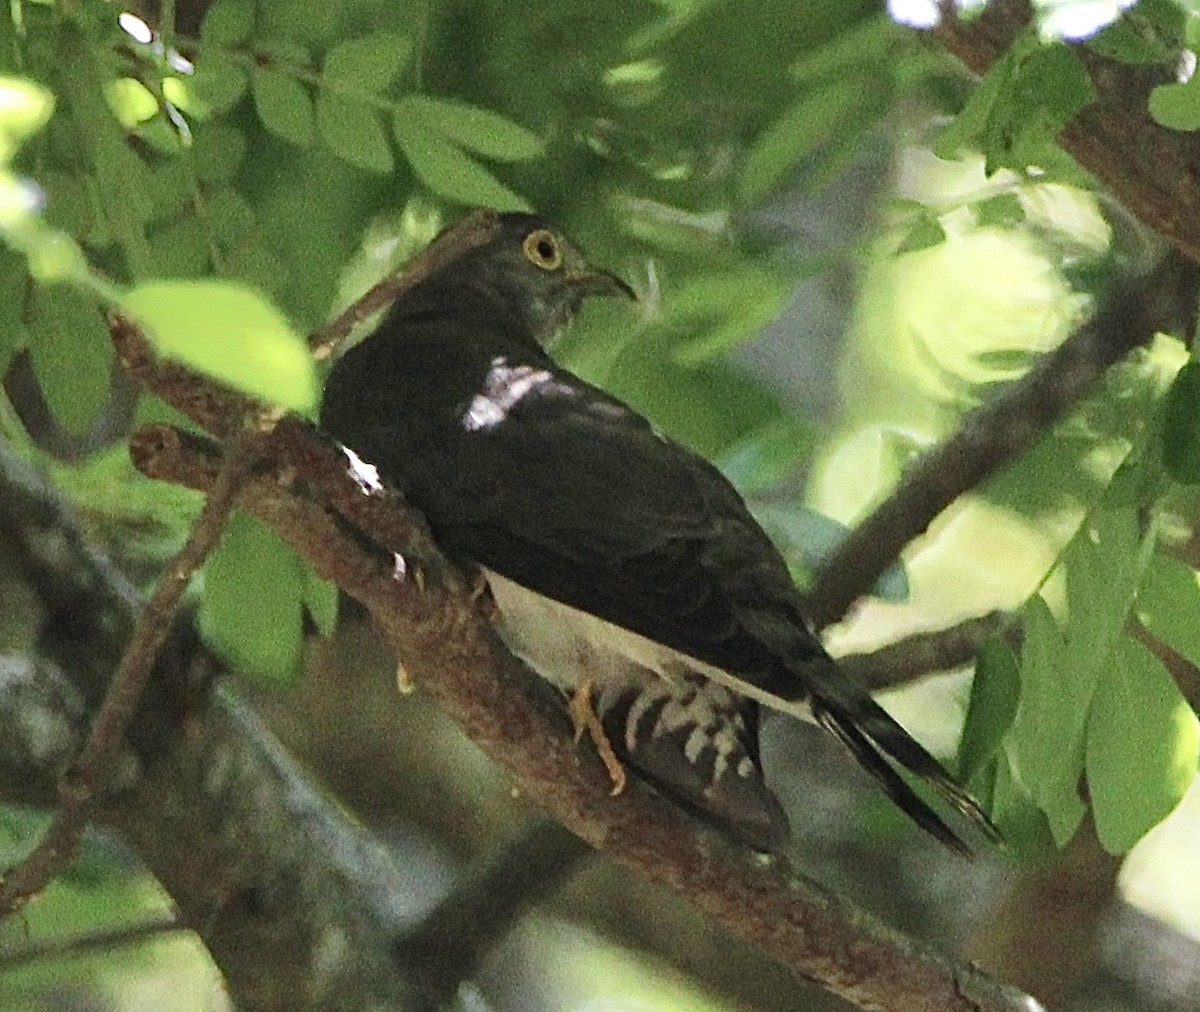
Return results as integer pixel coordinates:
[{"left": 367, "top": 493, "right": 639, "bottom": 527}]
[
  {"left": 838, "top": 612, "right": 1012, "bottom": 691},
  {"left": 807, "top": 257, "right": 1198, "bottom": 627},
  {"left": 934, "top": 0, "right": 1200, "bottom": 265},
  {"left": 0, "top": 440, "right": 424, "bottom": 1011},
  {"left": 310, "top": 207, "right": 501, "bottom": 359},
  {"left": 128, "top": 417, "right": 1041, "bottom": 1012}
]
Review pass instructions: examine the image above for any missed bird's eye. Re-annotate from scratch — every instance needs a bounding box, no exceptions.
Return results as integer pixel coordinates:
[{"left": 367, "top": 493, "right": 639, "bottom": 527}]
[{"left": 522, "top": 229, "right": 564, "bottom": 271}]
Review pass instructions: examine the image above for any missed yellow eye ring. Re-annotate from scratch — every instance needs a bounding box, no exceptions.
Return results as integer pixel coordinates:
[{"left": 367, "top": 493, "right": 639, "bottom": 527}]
[{"left": 522, "top": 229, "right": 564, "bottom": 271}]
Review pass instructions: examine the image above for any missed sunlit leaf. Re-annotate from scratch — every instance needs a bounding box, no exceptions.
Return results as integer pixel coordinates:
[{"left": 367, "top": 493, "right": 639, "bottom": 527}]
[
  {"left": 122, "top": 279, "right": 317, "bottom": 411},
  {"left": 106, "top": 78, "right": 158, "bottom": 129},
  {"left": 1086, "top": 635, "right": 1200, "bottom": 854},
  {"left": 0, "top": 76, "right": 53, "bottom": 164}
]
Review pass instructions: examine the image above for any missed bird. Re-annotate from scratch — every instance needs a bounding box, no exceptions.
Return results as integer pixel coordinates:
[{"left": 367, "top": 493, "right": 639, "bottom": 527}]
[{"left": 319, "top": 211, "right": 997, "bottom": 853}]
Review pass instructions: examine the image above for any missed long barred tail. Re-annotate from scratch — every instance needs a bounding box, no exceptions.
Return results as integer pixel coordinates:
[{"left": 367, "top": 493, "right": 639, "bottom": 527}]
[{"left": 788, "top": 659, "right": 1001, "bottom": 854}]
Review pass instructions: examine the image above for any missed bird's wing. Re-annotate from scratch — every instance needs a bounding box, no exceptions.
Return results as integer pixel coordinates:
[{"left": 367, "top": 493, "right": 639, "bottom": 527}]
[
  {"left": 339, "top": 363, "right": 999, "bottom": 851},
  {"left": 349, "top": 366, "right": 822, "bottom": 688}
]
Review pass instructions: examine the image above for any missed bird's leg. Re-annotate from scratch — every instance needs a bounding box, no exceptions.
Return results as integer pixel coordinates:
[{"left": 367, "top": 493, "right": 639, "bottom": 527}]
[{"left": 568, "top": 681, "right": 627, "bottom": 796}]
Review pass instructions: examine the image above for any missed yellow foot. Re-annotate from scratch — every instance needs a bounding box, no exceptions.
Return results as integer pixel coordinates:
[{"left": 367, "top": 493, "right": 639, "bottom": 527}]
[
  {"left": 568, "top": 682, "right": 627, "bottom": 797},
  {"left": 395, "top": 660, "right": 414, "bottom": 695}
]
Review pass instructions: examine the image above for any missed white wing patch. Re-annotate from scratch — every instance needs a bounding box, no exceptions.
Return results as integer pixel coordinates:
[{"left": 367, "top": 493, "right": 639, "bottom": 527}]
[{"left": 462, "top": 358, "right": 555, "bottom": 432}]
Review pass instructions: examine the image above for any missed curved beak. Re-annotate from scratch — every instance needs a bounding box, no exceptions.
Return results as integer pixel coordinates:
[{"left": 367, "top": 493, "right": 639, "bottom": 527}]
[{"left": 568, "top": 267, "right": 637, "bottom": 301}]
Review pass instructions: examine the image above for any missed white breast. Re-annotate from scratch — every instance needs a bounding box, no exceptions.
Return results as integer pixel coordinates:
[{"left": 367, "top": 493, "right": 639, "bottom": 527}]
[{"left": 481, "top": 569, "right": 813, "bottom": 723}]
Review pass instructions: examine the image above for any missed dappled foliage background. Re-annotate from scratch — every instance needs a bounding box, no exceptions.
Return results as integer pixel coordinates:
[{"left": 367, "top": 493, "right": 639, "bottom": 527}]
[{"left": 2, "top": 0, "right": 1200, "bottom": 1008}]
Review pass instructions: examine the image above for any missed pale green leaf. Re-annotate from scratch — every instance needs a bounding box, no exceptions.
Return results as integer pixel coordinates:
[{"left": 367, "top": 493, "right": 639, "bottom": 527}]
[
  {"left": 0, "top": 76, "right": 54, "bottom": 161},
  {"left": 122, "top": 279, "right": 317, "bottom": 411},
  {"left": 1087, "top": 636, "right": 1200, "bottom": 854}
]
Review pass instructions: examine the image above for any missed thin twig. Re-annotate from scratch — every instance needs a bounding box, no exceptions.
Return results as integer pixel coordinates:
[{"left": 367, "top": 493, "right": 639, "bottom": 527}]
[
  {"left": 309, "top": 208, "right": 501, "bottom": 360},
  {"left": 0, "top": 911, "right": 182, "bottom": 970},
  {"left": 807, "top": 260, "right": 1195, "bottom": 628},
  {"left": 837, "top": 612, "right": 1012, "bottom": 691},
  {"left": 0, "top": 425, "right": 261, "bottom": 917},
  {"left": 131, "top": 421, "right": 1042, "bottom": 1012}
]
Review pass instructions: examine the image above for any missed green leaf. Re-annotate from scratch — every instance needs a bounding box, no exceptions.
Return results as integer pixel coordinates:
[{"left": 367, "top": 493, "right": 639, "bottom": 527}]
[
  {"left": 201, "top": 512, "right": 305, "bottom": 683},
  {"left": 323, "top": 32, "right": 410, "bottom": 94},
  {"left": 200, "top": 0, "right": 255, "bottom": 46},
  {"left": 1009, "top": 595, "right": 1089, "bottom": 845},
  {"left": 974, "top": 192, "right": 1026, "bottom": 228},
  {"left": 0, "top": 76, "right": 55, "bottom": 162},
  {"left": 252, "top": 67, "right": 315, "bottom": 147},
  {"left": 934, "top": 37, "right": 1093, "bottom": 176},
  {"left": 738, "top": 79, "right": 860, "bottom": 204},
  {"left": 303, "top": 567, "right": 339, "bottom": 637},
  {"left": 716, "top": 416, "right": 815, "bottom": 496},
  {"left": 960, "top": 639, "right": 1021, "bottom": 782},
  {"left": 394, "top": 107, "right": 529, "bottom": 209},
  {"left": 399, "top": 95, "right": 544, "bottom": 161},
  {"left": 189, "top": 54, "right": 248, "bottom": 116},
  {"left": 1086, "top": 636, "right": 1200, "bottom": 854},
  {"left": 316, "top": 92, "right": 393, "bottom": 173},
  {"left": 668, "top": 267, "right": 792, "bottom": 364},
  {"left": 751, "top": 502, "right": 909, "bottom": 601},
  {"left": 122, "top": 279, "right": 317, "bottom": 412},
  {"left": 105, "top": 78, "right": 158, "bottom": 129},
  {"left": 39, "top": 170, "right": 95, "bottom": 236},
  {"left": 192, "top": 122, "right": 247, "bottom": 184},
  {"left": 1149, "top": 74, "right": 1200, "bottom": 131},
  {"left": 27, "top": 288, "right": 112, "bottom": 434},
  {"left": 1137, "top": 552, "right": 1200, "bottom": 670},
  {"left": 987, "top": 750, "right": 1057, "bottom": 858},
  {"left": 1162, "top": 361, "right": 1200, "bottom": 482},
  {"left": 894, "top": 211, "right": 946, "bottom": 255}
]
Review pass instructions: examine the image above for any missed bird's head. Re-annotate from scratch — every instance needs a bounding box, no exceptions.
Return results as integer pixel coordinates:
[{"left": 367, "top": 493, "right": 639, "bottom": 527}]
[{"left": 435, "top": 212, "right": 636, "bottom": 347}]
